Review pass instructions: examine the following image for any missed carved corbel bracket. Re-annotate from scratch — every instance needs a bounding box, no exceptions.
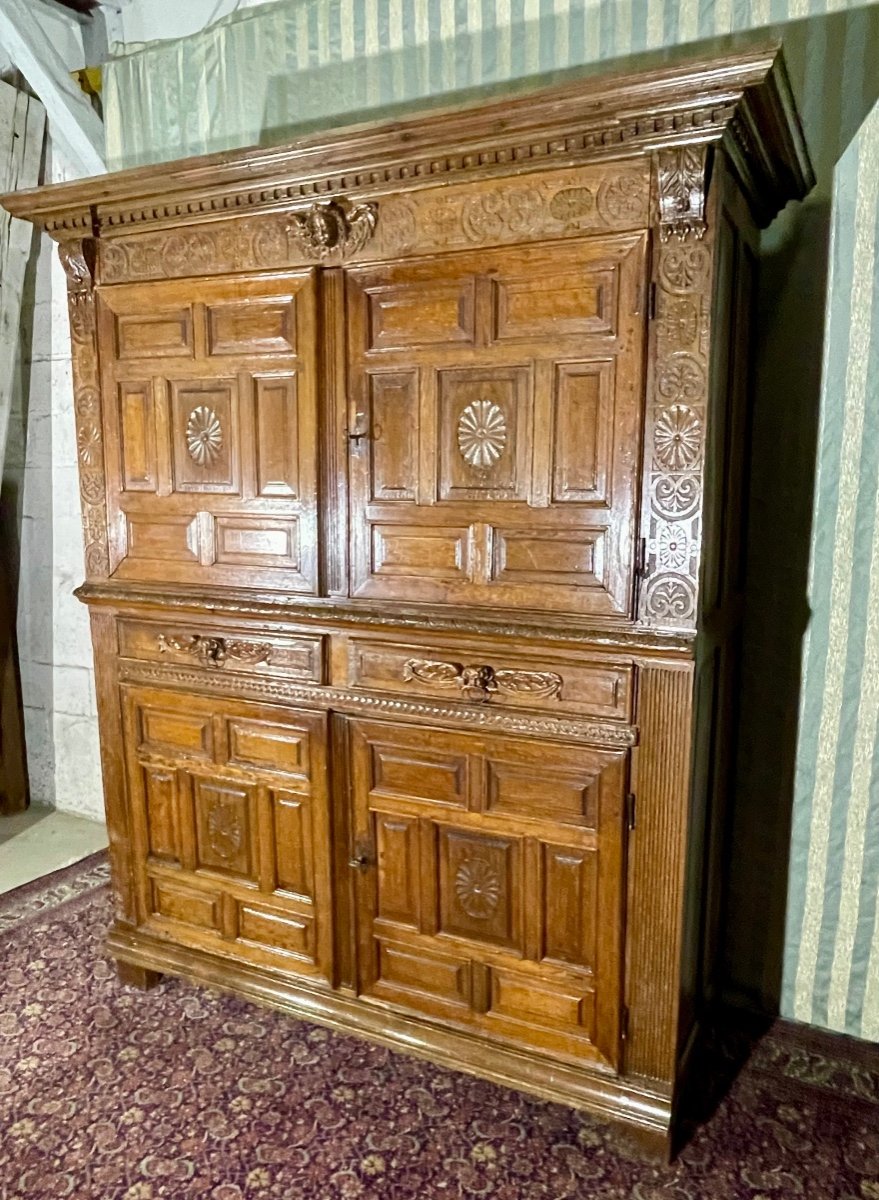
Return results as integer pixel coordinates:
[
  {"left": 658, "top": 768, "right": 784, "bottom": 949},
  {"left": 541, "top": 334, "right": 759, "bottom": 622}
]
[
  {"left": 654, "top": 146, "right": 711, "bottom": 242},
  {"left": 288, "top": 199, "right": 378, "bottom": 261}
]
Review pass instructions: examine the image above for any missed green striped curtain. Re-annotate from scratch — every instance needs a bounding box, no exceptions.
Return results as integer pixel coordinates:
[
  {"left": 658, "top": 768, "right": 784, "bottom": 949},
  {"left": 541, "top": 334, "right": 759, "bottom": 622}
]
[
  {"left": 102, "top": 0, "right": 879, "bottom": 1039},
  {"left": 783, "top": 98, "right": 879, "bottom": 1039}
]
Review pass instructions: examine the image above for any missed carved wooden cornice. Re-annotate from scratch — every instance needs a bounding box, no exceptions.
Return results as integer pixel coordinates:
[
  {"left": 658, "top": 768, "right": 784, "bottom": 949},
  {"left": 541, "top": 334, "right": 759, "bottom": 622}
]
[{"left": 1, "top": 44, "right": 812, "bottom": 243}]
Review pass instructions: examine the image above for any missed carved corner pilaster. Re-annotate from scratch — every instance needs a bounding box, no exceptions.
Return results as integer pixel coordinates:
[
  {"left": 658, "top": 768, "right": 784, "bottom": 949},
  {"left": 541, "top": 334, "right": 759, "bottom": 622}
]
[
  {"left": 639, "top": 154, "right": 716, "bottom": 631},
  {"left": 59, "top": 237, "right": 110, "bottom": 580},
  {"left": 654, "top": 147, "right": 711, "bottom": 243}
]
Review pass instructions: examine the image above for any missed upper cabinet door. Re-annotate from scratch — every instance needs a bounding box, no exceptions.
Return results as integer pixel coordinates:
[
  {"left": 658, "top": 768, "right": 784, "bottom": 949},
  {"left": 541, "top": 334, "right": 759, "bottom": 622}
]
[
  {"left": 97, "top": 271, "right": 318, "bottom": 593},
  {"left": 346, "top": 233, "right": 647, "bottom": 617}
]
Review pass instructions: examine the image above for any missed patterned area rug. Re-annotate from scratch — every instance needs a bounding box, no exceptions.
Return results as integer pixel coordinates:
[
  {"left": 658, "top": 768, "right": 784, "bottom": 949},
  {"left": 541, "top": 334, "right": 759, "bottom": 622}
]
[{"left": 1, "top": 855, "right": 878, "bottom": 1200}]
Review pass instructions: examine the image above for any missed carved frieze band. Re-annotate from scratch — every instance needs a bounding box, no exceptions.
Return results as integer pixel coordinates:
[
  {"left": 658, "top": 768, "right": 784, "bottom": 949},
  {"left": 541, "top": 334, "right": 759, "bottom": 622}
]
[
  {"left": 640, "top": 147, "right": 713, "bottom": 630},
  {"left": 60, "top": 239, "right": 110, "bottom": 580},
  {"left": 97, "top": 164, "right": 650, "bottom": 284},
  {"left": 119, "top": 660, "right": 635, "bottom": 748}
]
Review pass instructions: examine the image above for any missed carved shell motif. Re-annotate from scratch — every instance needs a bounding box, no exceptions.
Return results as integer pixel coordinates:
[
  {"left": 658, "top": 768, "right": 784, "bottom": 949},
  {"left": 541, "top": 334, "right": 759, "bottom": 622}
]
[
  {"left": 457, "top": 400, "right": 507, "bottom": 468},
  {"left": 186, "top": 406, "right": 224, "bottom": 467}
]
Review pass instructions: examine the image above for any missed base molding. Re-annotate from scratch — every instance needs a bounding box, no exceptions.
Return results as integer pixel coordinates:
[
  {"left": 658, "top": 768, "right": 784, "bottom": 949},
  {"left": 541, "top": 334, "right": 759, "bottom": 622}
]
[{"left": 106, "top": 924, "right": 673, "bottom": 1155}]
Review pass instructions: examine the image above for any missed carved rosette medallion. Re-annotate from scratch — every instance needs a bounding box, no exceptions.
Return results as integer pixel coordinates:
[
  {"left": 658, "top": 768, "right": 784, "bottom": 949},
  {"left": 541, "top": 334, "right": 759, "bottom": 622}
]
[
  {"left": 207, "top": 801, "right": 243, "bottom": 861},
  {"left": 186, "top": 406, "right": 224, "bottom": 466},
  {"left": 60, "top": 239, "right": 109, "bottom": 581},
  {"left": 457, "top": 401, "right": 507, "bottom": 468},
  {"left": 641, "top": 147, "right": 713, "bottom": 630},
  {"left": 455, "top": 858, "right": 501, "bottom": 919}
]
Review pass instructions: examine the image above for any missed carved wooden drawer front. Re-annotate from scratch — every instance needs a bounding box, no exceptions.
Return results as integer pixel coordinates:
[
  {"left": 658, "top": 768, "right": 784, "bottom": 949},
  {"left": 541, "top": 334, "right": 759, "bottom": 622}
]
[
  {"left": 121, "top": 685, "right": 332, "bottom": 981},
  {"left": 348, "top": 716, "right": 626, "bottom": 1067},
  {"left": 118, "top": 619, "right": 325, "bottom": 684},
  {"left": 345, "top": 635, "right": 631, "bottom": 722}
]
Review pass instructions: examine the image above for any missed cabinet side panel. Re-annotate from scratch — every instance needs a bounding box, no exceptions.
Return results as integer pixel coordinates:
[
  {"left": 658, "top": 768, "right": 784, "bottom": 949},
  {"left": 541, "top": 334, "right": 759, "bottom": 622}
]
[
  {"left": 89, "top": 609, "right": 135, "bottom": 923},
  {"left": 625, "top": 663, "right": 694, "bottom": 1082}
]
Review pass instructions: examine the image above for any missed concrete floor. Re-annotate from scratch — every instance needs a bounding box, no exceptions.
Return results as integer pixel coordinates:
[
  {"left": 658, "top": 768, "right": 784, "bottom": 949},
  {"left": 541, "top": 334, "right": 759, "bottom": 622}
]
[{"left": 0, "top": 805, "right": 108, "bottom": 895}]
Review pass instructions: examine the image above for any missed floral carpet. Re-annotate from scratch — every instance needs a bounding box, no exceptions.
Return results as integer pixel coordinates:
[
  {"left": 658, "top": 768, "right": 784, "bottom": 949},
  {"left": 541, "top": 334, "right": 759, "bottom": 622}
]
[{"left": 1, "top": 854, "right": 878, "bottom": 1199}]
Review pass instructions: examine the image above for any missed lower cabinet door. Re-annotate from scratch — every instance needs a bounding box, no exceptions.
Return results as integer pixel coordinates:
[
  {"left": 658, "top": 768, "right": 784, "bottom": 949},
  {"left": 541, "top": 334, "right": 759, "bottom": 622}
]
[
  {"left": 121, "top": 684, "right": 332, "bottom": 983},
  {"left": 347, "top": 717, "right": 627, "bottom": 1070}
]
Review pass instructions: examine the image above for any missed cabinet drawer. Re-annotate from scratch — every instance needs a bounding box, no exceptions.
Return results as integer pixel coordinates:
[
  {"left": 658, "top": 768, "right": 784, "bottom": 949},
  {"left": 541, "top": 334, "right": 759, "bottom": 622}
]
[
  {"left": 345, "top": 635, "right": 631, "bottom": 722},
  {"left": 119, "top": 618, "right": 325, "bottom": 684}
]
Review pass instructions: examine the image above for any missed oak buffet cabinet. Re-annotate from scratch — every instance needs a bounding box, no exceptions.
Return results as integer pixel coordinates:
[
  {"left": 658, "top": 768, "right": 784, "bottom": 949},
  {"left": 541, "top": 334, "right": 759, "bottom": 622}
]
[{"left": 3, "top": 44, "right": 812, "bottom": 1155}]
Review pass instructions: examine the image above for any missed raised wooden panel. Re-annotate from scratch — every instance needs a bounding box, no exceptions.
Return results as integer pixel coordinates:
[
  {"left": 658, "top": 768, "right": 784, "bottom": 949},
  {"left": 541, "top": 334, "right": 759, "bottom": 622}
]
[
  {"left": 364, "top": 276, "right": 477, "bottom": 350},
  {"left": 492, "top": 264, "right": 616, "bottom": 341},
  {"left": 438, "top": 828, "right": 521, "bottom": 950},
  {"left": 238, "top": 903, "right": 315, "bottom": 962},
  {"left": 372, "top": 939, "right": 472, "bottom": 1018},
  {"left": 125, "top": 514, "right": 199, "bottom": 564},
  {"left": 273, "top": 791, "right": 314, "bottom": 898},
  {"left": 368, "top": 371, "right": 418, "bottom": 501},
  {"left": 138, "top": 705, "right": 213, "bottom": 759},
  {"left": 207, "top": 299, "right": 296, "bottom": 355},
  {"left": 142, "top": 766, "right": 180, "bottom": 862},
  {"left": 192, "top": 778, "right": 255, "bottom": 879},
  {"left": 170, "top": 379, "right": 239, "bottom": 494},
  {"left": 375, "top": 814, "right": 420, "bottom": 927},
  {"left": 485, "top": 756, "right": 599, "bottom": 828},
  {"left": 215, "top": 516, "right": 299, "bottom": 570},
  {"left": 438, "top": 366, "right": 530, "bottom": 501},
  {"left": 116, "top": 308, "right": 193, "bottom": 359},
  {"left": 490, "top": 526, "right": 605, "bottom": 588},
  {"left": 542, "top": 845, "right": 598, "bottom": 969},
  {"left": 226, "top": 717, "right": 311, "bottom": 780},
  {"left": 253, "top": 375, "right": 299, "bottom": 497},
  {"left": 552, "top": 362, "right": 613, "bottom": 505},
  {"left": 369, "top": 524, "right": 470, "bottom": 582},
  {"left": 152, "top": 878, "right": 220, "bottom": 931},
  {"left": 368, "top": 735, "right": 469, "bottom": 809},
  {"left": 118, "top": 381, "right": 157, "bottom": 492},
  {"left": 485, "top": 968, "right": 597, "bottom": 1049}
]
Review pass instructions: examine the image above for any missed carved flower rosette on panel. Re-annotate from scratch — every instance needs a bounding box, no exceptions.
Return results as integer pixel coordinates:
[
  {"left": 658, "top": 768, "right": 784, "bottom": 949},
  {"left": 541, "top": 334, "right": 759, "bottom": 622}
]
[
  {"left": 186, "top": 406, "right": 224, "bottom": 467},
  {"left": 455, "top": 858, "right": 501, "bottom": 920},
  {"left": 457, "top": 400, "right": 507, "bottom": 469}
]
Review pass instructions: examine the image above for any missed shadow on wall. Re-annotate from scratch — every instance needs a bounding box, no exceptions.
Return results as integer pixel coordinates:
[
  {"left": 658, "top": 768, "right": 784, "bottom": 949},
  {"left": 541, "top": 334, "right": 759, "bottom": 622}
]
[{"left": 723, "top": 7, "right": 879, "bottom": 1016}]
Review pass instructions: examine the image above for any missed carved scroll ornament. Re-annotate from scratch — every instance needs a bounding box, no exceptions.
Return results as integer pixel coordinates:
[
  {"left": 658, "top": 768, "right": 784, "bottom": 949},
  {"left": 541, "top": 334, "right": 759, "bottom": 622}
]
[
  {"left": 157, "top": 634, "right": 273, "bottom": 670},
  {"left": 288, "top": 199, "right": 377, "bottom": 260},
  {"left": 403, "top": 659, "right": 563, "bottom": 705}
]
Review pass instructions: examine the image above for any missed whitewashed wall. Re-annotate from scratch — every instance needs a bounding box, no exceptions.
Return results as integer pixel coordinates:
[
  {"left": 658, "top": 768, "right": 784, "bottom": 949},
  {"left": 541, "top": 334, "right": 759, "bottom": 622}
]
[
  {"left": 1, "top": 7, "right": 105, "bottom": 821},
  {"left": 9, "top": 145, "right": 103, "bottom": 821}
]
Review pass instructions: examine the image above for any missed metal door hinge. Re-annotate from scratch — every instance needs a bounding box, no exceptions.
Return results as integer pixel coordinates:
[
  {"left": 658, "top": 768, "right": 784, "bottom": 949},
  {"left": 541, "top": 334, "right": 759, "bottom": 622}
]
[
  {"left": 621, "top": 1005, "right": 630, "bottom": 1041},
  {"left": 648, "top": 281, "right": 657, "bottom": 320},
  {"left": 626, "top": 793, "right": 636, "bottom": 832}
]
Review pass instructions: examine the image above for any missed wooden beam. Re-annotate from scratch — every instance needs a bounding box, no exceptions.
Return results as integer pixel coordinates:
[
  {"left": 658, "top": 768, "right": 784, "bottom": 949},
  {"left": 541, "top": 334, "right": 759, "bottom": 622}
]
[{"left": 0, "top": 0, "right": 105, "bottom": 177}]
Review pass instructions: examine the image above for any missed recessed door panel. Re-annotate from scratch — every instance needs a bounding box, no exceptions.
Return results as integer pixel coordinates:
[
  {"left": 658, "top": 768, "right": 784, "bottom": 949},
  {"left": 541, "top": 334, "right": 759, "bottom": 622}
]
[
  {"left": 347, "top": 234, "right": 646, "bottom": 615},
  {"left": 348, "top": 716, "right": 626, "bottom": 1068}
]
